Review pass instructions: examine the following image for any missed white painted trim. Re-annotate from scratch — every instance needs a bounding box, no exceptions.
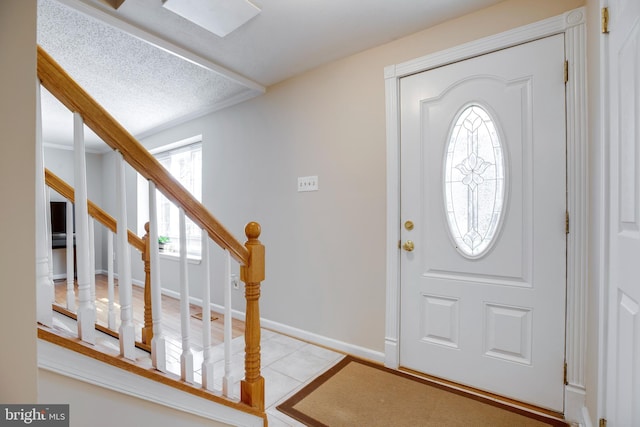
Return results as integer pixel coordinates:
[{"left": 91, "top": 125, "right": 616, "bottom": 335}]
[
  {"left": 54, "top": 0, "right": 265, "bottom": 94},
  {"left": 259, "top": 318, "right": 386, "bottom": 364},
  {"left": 136, "top": 89, "right": 263, "bottom": 142},
  {"left": 54, "top": 270, "right": 143, "bottom": 286},
  {"left": 581, "top": 406, "right": 594, "bottom": 427},
  {"left": 566, "top": 385, "right": 589, "bottom": 426},
  {"left": 109, "top": 271, "right": 145, "bottom": 288},
  {"left": 38, "top": 340, "right": 263, "bottom": 427},
  {"left": 159, "top": 287, "right": 386, "bottom": 363},
  {"left": 43, "top": 141, "right": 105, "bottom": 155},
  {"left": 563, "top": 10, "right": 590, "bottom": 424},
  {"left": 595, "top": 2, "right": 610, "bottom": 425},
  {"left": 384, "top": 62, "right": 401, "bottom": 370},
  {"left": 384, "top": 7, "right": 588, "bottom": 420},
  {"left": 148, "top": 135, "right": 202, "bottom": 155},
  {"left": 158, "top": 252, "right": 202, "bottom": 264}
]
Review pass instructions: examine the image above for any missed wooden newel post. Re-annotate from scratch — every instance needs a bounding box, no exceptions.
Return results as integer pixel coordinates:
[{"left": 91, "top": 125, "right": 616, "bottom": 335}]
[
  {"left": 240, "top": 222, "right": 265, "bottom": 411},
  {"left": 141, "top": 222, "right": 153, "bottom": 347}
]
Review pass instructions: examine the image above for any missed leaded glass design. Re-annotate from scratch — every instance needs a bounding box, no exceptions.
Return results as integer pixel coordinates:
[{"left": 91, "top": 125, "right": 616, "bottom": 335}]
[{"left": 444, "top": 104, "right": 505, "bottom": 257}]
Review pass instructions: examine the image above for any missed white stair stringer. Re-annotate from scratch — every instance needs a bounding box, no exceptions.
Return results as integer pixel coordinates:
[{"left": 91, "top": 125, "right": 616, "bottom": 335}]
[{"left": 37, "top": 339, "right": 263, "bottom": 427}]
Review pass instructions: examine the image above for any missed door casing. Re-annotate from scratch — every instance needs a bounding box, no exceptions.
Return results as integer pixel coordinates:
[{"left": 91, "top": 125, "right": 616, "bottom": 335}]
[{"left": 384, "top": 7, "right": 588, "bottom": 421}]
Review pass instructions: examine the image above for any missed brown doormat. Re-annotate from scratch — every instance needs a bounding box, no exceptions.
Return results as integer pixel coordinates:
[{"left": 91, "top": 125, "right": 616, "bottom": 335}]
[{"left": 277, "top": 356, "right": 568, "bottom": 427}]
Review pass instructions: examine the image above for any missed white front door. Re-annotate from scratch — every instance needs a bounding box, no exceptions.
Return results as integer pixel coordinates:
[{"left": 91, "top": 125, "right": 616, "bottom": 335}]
[
  {"left": 606, "top": 0, "right": 640, "bottom": 424},
  {"left": 399, "top": 35, "right": 567, "bottom": 411}
]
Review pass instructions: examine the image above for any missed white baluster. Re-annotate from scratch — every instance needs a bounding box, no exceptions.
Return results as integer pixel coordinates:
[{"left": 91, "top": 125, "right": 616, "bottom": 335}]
[
  {"left": 201, "top": 232, "right": 214, "bottom": 391},
  {"left": 73, "top": 113, "right": 95, "bottom": 343},
  {"left": 116, "top": 151, "right": 135, "bottom": 359},
  {"left": 179, "top": 208, "right": 194, "bottom": 383},
  {"left": 222, "top": 249, "right": 233, "bottom": 397},
  {"left": 66, "top": 200, "right": 75, "bottom": 311},
  {"left": 89, "top": 217, "right": 96, "bottom": 305},
  {"left": 35, "top": 81, "right": 53, "bottom": 327},
  {"left": 46, "top": 188, "right": 54, "bottom": 302},
  {"left": 149, "top": 181, "right": 166, "bottom": 372},
  {"left": 107, "top": 230, "right": 116, "bottom": 330}
]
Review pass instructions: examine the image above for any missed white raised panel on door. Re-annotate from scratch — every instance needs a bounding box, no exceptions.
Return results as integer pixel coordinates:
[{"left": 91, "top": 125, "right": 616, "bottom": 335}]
[
  {"left": 420, "top": 294, "right": 460, "bottom": 348},
  {"left": 483, "top": 303, "right": 532, "bottom": 365},
  {"left": 418, "top": 76, "right": 530, "bottom": 285}
]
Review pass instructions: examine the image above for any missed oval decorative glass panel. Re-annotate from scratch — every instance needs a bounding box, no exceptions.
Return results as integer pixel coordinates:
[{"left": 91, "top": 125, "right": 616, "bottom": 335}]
[{"left": 444, "top": 104, "right": 505, "bottom": 258}]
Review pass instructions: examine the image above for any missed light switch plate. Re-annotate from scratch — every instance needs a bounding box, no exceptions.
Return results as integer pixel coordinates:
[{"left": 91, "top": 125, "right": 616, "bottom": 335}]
[{"left": 298, "top": 176, "right": 318, "bottom": 192}]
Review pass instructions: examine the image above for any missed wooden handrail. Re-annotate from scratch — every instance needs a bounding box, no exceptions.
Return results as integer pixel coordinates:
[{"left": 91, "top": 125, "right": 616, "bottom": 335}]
[
  {"left": 37, "top": 45, "right": 249, "bottom": 265},
  {"left": 45, "top": 168, "right": 145, "bottom": 253},
  {"left": 40, "top": 45, "right": 265, "bottom": 414}
]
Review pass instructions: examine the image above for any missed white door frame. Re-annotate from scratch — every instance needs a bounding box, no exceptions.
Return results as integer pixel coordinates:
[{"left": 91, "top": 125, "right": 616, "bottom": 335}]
[{"left": 384, "top": 7, "right": 587, "bottom": 421}]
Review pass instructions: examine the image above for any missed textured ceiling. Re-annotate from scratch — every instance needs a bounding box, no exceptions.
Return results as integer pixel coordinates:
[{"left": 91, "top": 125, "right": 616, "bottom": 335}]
[
  {"left": 37, "top": 0, "right": 505, "bottom": 151},
  {"left": 38, "top": 0, "right": 262, "bottom": 150}
]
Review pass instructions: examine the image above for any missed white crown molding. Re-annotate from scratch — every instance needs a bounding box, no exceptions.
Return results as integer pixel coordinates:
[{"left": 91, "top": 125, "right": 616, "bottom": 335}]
[
  {"left": 43, "top": 141, "right": 105, "bottom": 155},
  {"left": 135, "top": 87, "right": 262, "bottom": 142},
  {"left": 54, "top": 0, "right": 265, "bottom": 93}
]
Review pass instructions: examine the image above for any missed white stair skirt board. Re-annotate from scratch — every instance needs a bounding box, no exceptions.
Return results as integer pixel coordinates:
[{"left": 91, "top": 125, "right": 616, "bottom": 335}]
[{"left": 38, "top": 340, "right": 263, "bottom": 427}]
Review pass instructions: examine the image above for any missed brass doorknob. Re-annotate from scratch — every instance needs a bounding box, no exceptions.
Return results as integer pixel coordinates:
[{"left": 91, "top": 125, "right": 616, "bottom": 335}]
[{"left": 402, "top": 240, "right": 415, "bottom": 252}]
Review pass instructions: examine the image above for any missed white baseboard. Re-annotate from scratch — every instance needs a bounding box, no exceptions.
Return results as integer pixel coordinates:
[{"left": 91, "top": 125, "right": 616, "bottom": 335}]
[
  {"left": 57, "top": 274, "right": 387, "bottom": 365},
  {"left": 53, "top": 270, "right": 144, "bottom": 288},
  {"left": 580, "top": 406, "right": 593, "bottom": 427},
  {"left": 565, "top": 384, "right": 589, "bottom": 426},
  {"left": 260, "top": 317, "right": 385, "bottom": 363},
  {"left": 161, "top": 288, "right": 385, "bottom": 363}
]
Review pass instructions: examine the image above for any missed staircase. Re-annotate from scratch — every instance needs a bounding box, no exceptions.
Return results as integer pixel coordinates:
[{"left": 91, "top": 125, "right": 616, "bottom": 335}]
[{"left": 35, "top": 45, "right": 267, "bottom": 427}]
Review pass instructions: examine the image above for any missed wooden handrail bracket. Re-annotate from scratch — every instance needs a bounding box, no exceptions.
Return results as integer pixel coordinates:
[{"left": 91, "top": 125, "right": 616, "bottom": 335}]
[{"left": 37, "top": 45, "right": 249, "bottom": 265}]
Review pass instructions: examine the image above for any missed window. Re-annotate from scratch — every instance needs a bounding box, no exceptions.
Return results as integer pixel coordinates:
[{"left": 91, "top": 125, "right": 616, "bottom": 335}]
[
  {"left": 444, "top": 104, "right": 505, "bottom": 258},
  {"left": 153, "top": 140, "right": 202, "bottom": 258}
]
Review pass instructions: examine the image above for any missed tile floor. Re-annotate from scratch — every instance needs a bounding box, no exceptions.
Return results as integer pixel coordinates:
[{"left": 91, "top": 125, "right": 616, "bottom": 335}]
[{"left": 51, "top": 312, "right": 343, "bottom": 426}]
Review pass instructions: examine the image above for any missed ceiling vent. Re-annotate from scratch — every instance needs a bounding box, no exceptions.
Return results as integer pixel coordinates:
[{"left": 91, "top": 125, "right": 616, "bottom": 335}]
[{"left": 162, "top": 0, "right": 261, "bottom": 37}]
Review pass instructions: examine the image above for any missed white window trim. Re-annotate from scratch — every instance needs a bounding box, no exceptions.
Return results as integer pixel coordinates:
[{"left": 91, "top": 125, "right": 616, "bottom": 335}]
[{"left": 138, "top": 135, "right": 204, "bottom": 260}]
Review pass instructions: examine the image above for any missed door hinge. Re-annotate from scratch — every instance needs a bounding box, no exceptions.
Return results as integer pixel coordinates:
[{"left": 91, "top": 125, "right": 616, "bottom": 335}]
[
  {"left": 563, "top": 361, "right": 568, "bottom": 385},
  {"left": 602, "top": 7, "right": 609, "bottom": 34},
  {"left": 564, "top": 60, "right": 569, "bottom": 84},
  {"left": 565, "top": 211, "right": 570, "bottom": 234},
  {"left": 599, "top": 418, "right": 607, "bottom": 427}
]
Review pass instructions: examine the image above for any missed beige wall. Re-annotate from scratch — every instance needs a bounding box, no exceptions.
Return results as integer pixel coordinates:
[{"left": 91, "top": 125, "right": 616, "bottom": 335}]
[
  {"left": 0, "top": 0, "right": 38, "bottom": 402},
  {"left": 0, "top": 0, "right": 602, "bottom": 423},
  {"left": 142, "top": 0, "right": 585, "bottom": 354},
  {"left": 0, "top": 0, "right": 600, "bottom": 422}
]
